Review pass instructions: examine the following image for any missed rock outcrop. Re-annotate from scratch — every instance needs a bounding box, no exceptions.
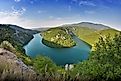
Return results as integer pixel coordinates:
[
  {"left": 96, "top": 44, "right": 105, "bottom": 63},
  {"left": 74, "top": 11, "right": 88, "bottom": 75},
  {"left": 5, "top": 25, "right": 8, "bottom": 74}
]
[{"left": 0, "top": 48, "right": 34, "bottom": 73}]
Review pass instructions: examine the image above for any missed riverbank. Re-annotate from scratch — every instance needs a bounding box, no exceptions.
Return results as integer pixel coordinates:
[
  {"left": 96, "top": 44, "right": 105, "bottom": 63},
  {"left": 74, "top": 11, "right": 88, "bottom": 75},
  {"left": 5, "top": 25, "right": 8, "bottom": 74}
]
[
  {"left": 41, "top": 28, "right": 76, "bottom": 48},
  {"left": 24, "top": 33, "right": 91, "bottom": 65}
]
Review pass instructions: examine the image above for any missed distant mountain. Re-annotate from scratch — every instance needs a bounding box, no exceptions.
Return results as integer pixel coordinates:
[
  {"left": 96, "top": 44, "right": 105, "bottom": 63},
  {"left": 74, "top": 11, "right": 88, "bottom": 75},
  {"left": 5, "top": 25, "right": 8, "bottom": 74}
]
[
  {"left": 26, "top": 22, "right": 120, "bottom": 49},
  {"left": 32, "top": 27, "right": 50, "bottom": 32},
  {"left": 33, "top": 22, "right": 110, "bottom": 31},
  {"left": 62, "top": 22, "right": 110, "bottom": 30},
  {"left": 9, "top": 25, "right": 38, "bottom": 35},
  {"left": 0, "top": 24, "right": 38, "bottom": 48},
  {"left": 35, "top": 22, "right": 119, "bottom": 50}
]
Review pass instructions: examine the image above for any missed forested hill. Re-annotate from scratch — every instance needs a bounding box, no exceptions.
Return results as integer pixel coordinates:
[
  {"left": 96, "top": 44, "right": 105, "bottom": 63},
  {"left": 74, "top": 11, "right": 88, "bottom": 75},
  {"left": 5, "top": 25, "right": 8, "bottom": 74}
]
[
  {"left": 59, "top": 22, "right": 120, "bottom": 47},
  {"left": 0, "top": 24, "right": 38, "bottom": 49},
  {"left": 61, "top": 22, "right": 110, "bottom": 30},
  {"left": 33, "top": 22, "right": 120, "bottom": 49}
]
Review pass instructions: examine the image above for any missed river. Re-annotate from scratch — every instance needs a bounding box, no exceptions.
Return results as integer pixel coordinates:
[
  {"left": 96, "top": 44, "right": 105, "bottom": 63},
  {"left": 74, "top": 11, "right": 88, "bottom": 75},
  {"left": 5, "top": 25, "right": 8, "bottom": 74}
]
[{"left": 24, "top": 33, "right": 91, "bottom": 65}]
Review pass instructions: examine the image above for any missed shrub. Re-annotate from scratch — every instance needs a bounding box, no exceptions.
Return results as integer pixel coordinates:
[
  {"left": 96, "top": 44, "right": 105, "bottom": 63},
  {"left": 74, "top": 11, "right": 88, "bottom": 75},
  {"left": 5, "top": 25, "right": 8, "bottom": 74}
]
[
  {"left": 0, "top": 41, "right": 16, "bottom": 53},
  {"left": 33, "top": 55, "right": 59, "bottom": 75},
  {"left": 72, "top": 32, "right": 121, "bottom": 81}
]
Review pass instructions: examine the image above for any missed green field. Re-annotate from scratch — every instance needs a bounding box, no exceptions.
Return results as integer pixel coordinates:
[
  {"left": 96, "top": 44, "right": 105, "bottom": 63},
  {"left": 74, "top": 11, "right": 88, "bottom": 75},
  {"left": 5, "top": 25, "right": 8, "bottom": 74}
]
[
  {"left": 72, "top": 27, "right": 119, "bottom": 50},
  {"left": 41, "top": 25, "right": 120, "bottom": 49}
]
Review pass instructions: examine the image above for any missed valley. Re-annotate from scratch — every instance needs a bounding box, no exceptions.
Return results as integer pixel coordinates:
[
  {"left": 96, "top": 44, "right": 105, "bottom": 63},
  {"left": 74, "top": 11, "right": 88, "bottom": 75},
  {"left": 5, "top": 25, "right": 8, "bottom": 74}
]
[
  {"left": 34, "top": 22, "right": 119, "bottom": 50},
  {"left": 59, "top": 22, "right": 120, "bottom": 50},
  {"left": 0, "top": 0, "right": 121, "bottom": 80},
  {"left": 0, "top": 22, "right": 121, "bottom": 81}
]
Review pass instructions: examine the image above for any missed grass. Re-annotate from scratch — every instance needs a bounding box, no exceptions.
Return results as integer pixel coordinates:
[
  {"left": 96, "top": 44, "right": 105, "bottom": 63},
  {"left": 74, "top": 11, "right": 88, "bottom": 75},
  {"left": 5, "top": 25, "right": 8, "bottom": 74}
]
[
  {"left": 73, "top": 28, "right": 120, "bottom": 50},
  {"left": 0, "top": 58, "right": 80, "bottom": 81}
]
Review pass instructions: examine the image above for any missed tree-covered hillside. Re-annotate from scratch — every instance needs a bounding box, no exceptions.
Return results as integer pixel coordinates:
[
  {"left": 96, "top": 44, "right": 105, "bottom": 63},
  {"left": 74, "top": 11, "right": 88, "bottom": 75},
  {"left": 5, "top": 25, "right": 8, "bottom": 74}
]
[
  {"left": 61, "top": 22, "right": 110, "bottom": 30},
  {"left": 0, "top": 24, "right": 38, "bottom": 52},
  {"left": 0, "top": 31, "right": 121, "bottom": 81},
  {"left": 60, "top": 22, "right": 120, "bottom": 50},
  {"left": 42, "top": 28, "right": 76, "bottom": 48},
  {"left": 0, "top": 23, "right": 121, "bottom": 81},
  {"left": 35, "top": 22, "right": 120, "bottom": 49}
]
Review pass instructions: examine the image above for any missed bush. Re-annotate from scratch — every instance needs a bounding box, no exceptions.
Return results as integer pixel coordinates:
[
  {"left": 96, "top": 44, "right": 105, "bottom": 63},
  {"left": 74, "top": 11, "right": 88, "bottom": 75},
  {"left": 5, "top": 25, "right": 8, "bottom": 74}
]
[
  {"left": 33, "top": 55, "right": 59, "bottom": 75},
  {"left": 72, "top": 32, "right": 121, "bottom": 81},
  {"left": 0, "top": 41, "right": 16, "bottom": 53}
]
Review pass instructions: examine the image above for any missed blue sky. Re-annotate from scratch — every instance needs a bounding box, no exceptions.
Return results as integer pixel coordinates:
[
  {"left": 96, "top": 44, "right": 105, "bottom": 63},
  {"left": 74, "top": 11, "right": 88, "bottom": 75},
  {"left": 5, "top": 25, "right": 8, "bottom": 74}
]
[{"left": 0, "top": 0, "right": 121, "bottom": 30}]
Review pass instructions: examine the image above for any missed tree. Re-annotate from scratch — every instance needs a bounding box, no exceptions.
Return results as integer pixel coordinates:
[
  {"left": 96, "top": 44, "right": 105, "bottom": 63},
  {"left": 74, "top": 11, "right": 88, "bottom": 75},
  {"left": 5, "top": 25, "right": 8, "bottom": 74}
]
[{"left": 72, "top": 32, "right": 121, "bottom": 81}]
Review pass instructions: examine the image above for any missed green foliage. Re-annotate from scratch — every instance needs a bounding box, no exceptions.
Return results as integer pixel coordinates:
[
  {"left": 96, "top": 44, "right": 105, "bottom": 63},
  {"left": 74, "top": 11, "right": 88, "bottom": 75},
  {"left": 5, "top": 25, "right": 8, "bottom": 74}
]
[
  {"left": 72, "top": 27, "right": 97, "bottom": 45},
  {"left": 42, "top": 28, "right": 76, "bottom": 48},
  {"left": 0, "top": 25, "right": 15, "bottom": 44},
  {"left": 0, "top": 41, "right": 16, "bottom": 53},
  {"left": 19, "top": 54, "right": 33, "bottom": 66},
  {"left": 1, "top": 24, "right": 121, "bottom": 81},
  {"left": 42, "top": 39, "right": 65, "bottom": 48},
  {"left": 71, "top": 60, "right": 103, "bottom": 80},
  {"left": 33, "top": 55, "right": 59, "bottom": 75},
  {"left": 72, "top": 32, "right": 121, "bottom": 81},
  {"left": 0, "top": 24, "right": 35, "bottom": 53},
  {"left": 73, "top": 28, "right": 119, "bottom": 49}
]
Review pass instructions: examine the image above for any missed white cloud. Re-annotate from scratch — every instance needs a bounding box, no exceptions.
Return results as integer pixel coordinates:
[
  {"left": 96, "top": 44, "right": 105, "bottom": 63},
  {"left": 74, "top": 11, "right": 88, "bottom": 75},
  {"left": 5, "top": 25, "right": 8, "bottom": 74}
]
[
  {"left": 0, "top": 5, "right": 120, "bottom": 30},
  {"left": 0, "top": 6, "right": 25, "bottom": 17},
  {"left": 56, "top": 17, "right": 62, "bottom": 20},
  {"left": 0, "top": 9, "right": 65, "bottom": 29},
  {"left": 49, "top": 16, "right": 54, "bottom": 19},
  {"left": 0, "top": 7, "right": 82, "bottom": 29},
  {"left": 0, "top": 10, "right": 120, "bottom": 30},
  {"left": 11, "top": 6, "right": 26, "bottom": 15},
  {"left": 0, "top": 11, "right": 23, "bottom": 25},
  {"left": 0, "top": 6, "right": 28, "bottom": 28},
  {"left": 71, "top": 0, "right": 96, "bottom": 7},
  {"left": 21, "top": 7, "right": 26, "bottom": 11},
  {"left": 0, "top": 10, "right": 35, "bottom": 29},
  {"left": 79, "top": 1, "right": 96, "bottom": 6},
  {"left": 14, "top": 0, "right": 21, "bottom": 2}
]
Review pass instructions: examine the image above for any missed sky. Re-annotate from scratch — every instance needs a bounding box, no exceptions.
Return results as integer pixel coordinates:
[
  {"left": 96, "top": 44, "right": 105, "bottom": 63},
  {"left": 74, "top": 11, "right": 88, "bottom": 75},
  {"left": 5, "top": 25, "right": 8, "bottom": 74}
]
[{"left": 0, "top": 0, "right": 121, "bottom": 30}]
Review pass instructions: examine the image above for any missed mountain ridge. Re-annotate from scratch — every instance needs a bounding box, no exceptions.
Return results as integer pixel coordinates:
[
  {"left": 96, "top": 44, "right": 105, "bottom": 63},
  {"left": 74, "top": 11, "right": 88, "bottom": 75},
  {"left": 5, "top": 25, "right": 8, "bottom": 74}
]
[
  {"left": 34, "top": 22, "right": 120, "bottom": 50},
  {"left": 61, "top": 22, "right": 111, "bottom": 30},
  {"left": 0, "top": 24, "right": 38, "bottom": 46},
  {"left": 32, "top": 22, "right": 120, "bottom": 32}
]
